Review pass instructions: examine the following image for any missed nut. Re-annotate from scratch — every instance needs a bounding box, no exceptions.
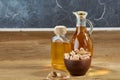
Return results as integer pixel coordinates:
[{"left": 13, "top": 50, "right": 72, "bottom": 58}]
[
  {"left": 64, "top": 53, "right": 70, "bottom": 59},
  {"left": 73, "top": 55, "right": 80, "bottom": 60},
  {"left": 64, "top": 47, "right": 91, "bottom": 60},
  {"left": 70, "top": 51, "right": 76, "bottom": 56}
]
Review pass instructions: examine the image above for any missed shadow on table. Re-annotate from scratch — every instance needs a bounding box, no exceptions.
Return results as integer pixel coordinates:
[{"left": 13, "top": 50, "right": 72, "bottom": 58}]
[
  {"left": 87, "top": 66, "right": 112, "bottom": 77},
  {"left": 31, "top": 65, "right": 113, "bottom": 80}
]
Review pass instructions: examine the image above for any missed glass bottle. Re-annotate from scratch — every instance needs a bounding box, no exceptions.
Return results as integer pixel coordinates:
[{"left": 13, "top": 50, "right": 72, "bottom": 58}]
[
  {"left": 51, "top": 25, "right": 71, "bottom": 71},
  {"left": 70, "top": 11, "right": 93, "bottom": 56}
]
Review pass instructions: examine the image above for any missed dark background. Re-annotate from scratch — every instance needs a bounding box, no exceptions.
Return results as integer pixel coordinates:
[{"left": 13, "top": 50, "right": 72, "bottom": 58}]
[{"left": 0, "top": 0, "right": 119, "bottom": 28}]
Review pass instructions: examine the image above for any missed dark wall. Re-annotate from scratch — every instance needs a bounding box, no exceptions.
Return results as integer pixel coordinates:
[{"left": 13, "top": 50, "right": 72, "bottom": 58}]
[{"left": 0, "top": 0, "right": 119, "bottom": 28}]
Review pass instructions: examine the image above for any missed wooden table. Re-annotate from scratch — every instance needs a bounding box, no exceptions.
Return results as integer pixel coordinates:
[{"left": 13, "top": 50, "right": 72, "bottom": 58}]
[{"left": 0, "top": 31, "right": 120, "bottom": 80}]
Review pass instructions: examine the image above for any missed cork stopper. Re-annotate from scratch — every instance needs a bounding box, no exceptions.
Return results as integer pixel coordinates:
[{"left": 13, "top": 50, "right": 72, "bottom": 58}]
[{"left": 54, "top": 25, "right": 67, "bottom": 35}]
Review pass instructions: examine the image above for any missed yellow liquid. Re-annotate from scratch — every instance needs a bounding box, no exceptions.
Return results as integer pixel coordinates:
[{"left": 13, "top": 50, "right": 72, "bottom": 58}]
[{"left": 51, "top": 42, "right": 71, "bottom": 71}]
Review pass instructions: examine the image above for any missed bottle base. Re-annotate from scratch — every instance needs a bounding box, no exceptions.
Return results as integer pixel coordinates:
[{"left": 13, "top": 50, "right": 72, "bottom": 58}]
[{"left": 52, "top": 64, "right": 66, "bottom": 71}]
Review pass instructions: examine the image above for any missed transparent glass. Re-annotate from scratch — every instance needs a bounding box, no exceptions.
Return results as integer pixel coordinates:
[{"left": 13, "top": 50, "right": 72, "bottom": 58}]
[
  {"left": 70, "top": 11, "right": 93, "bottom": 56},
  {"left": 51, "top": 34, "right": 71, "bottom": 71}
]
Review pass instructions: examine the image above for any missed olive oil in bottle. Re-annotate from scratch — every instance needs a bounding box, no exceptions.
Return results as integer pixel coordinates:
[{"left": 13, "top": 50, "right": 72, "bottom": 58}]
[{"left": 51, "top": 26, "right": 71, "bottom": 71}]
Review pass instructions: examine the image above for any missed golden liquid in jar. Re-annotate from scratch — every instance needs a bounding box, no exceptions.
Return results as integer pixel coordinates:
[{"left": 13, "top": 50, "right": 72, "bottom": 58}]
[
  {"left": 51, "top": 42, "right": 71, "bottom": 71},
  {"left": 70, "top": 26, "right": 93, "bottom": 56}
]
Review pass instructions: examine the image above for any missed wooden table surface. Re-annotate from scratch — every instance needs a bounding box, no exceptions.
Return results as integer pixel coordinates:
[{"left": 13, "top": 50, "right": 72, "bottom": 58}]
[{"left": 0, "top": 31, "right": 120, "bottom": 80}]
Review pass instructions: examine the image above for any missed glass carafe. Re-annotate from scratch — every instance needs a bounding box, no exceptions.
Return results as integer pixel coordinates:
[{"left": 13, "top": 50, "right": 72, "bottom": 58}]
[{"left": 70, "top": 11, "right": 93, "bottom": 56}]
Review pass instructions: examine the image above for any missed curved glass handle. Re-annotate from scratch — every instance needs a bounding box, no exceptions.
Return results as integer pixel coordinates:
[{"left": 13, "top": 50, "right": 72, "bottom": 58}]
[{"left": 86, "top": 19, "right": 93, "bottom": 36}]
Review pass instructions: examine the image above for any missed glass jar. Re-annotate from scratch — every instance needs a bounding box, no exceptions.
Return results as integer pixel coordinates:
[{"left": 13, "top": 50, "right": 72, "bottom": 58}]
[{"left": 51, "top": 25, "right": 71, "bottom": 71}]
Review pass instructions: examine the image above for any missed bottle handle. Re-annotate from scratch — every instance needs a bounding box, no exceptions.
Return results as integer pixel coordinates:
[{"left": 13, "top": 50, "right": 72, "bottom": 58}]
[{"left": 86, "top": 19, "right": 93, "bottom": 36}]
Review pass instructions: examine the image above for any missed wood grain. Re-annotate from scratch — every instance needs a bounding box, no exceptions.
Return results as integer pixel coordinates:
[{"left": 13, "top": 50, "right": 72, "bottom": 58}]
[{"left": 0, "top": 31, "right": 120, "bottom": 80}]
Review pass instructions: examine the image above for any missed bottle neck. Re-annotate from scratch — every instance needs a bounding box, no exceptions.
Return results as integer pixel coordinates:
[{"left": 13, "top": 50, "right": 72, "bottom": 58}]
[
  {"left": 56, "top": 34, "right": 65, "bottom": 37},
  {"left": 76, "top": 18, "right": 86, "bottom": 27},
  {"left": 75, "top": 26, "right": 88, "bottom": 36},
  {"left": 75, "top": 18, "right": 87, "bottom": 34}
]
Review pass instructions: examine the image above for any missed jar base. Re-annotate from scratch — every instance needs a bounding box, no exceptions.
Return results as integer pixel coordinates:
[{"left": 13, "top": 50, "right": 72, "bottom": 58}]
[{"left": 52, "top": 64, "right": 66, "bottom": 71}]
